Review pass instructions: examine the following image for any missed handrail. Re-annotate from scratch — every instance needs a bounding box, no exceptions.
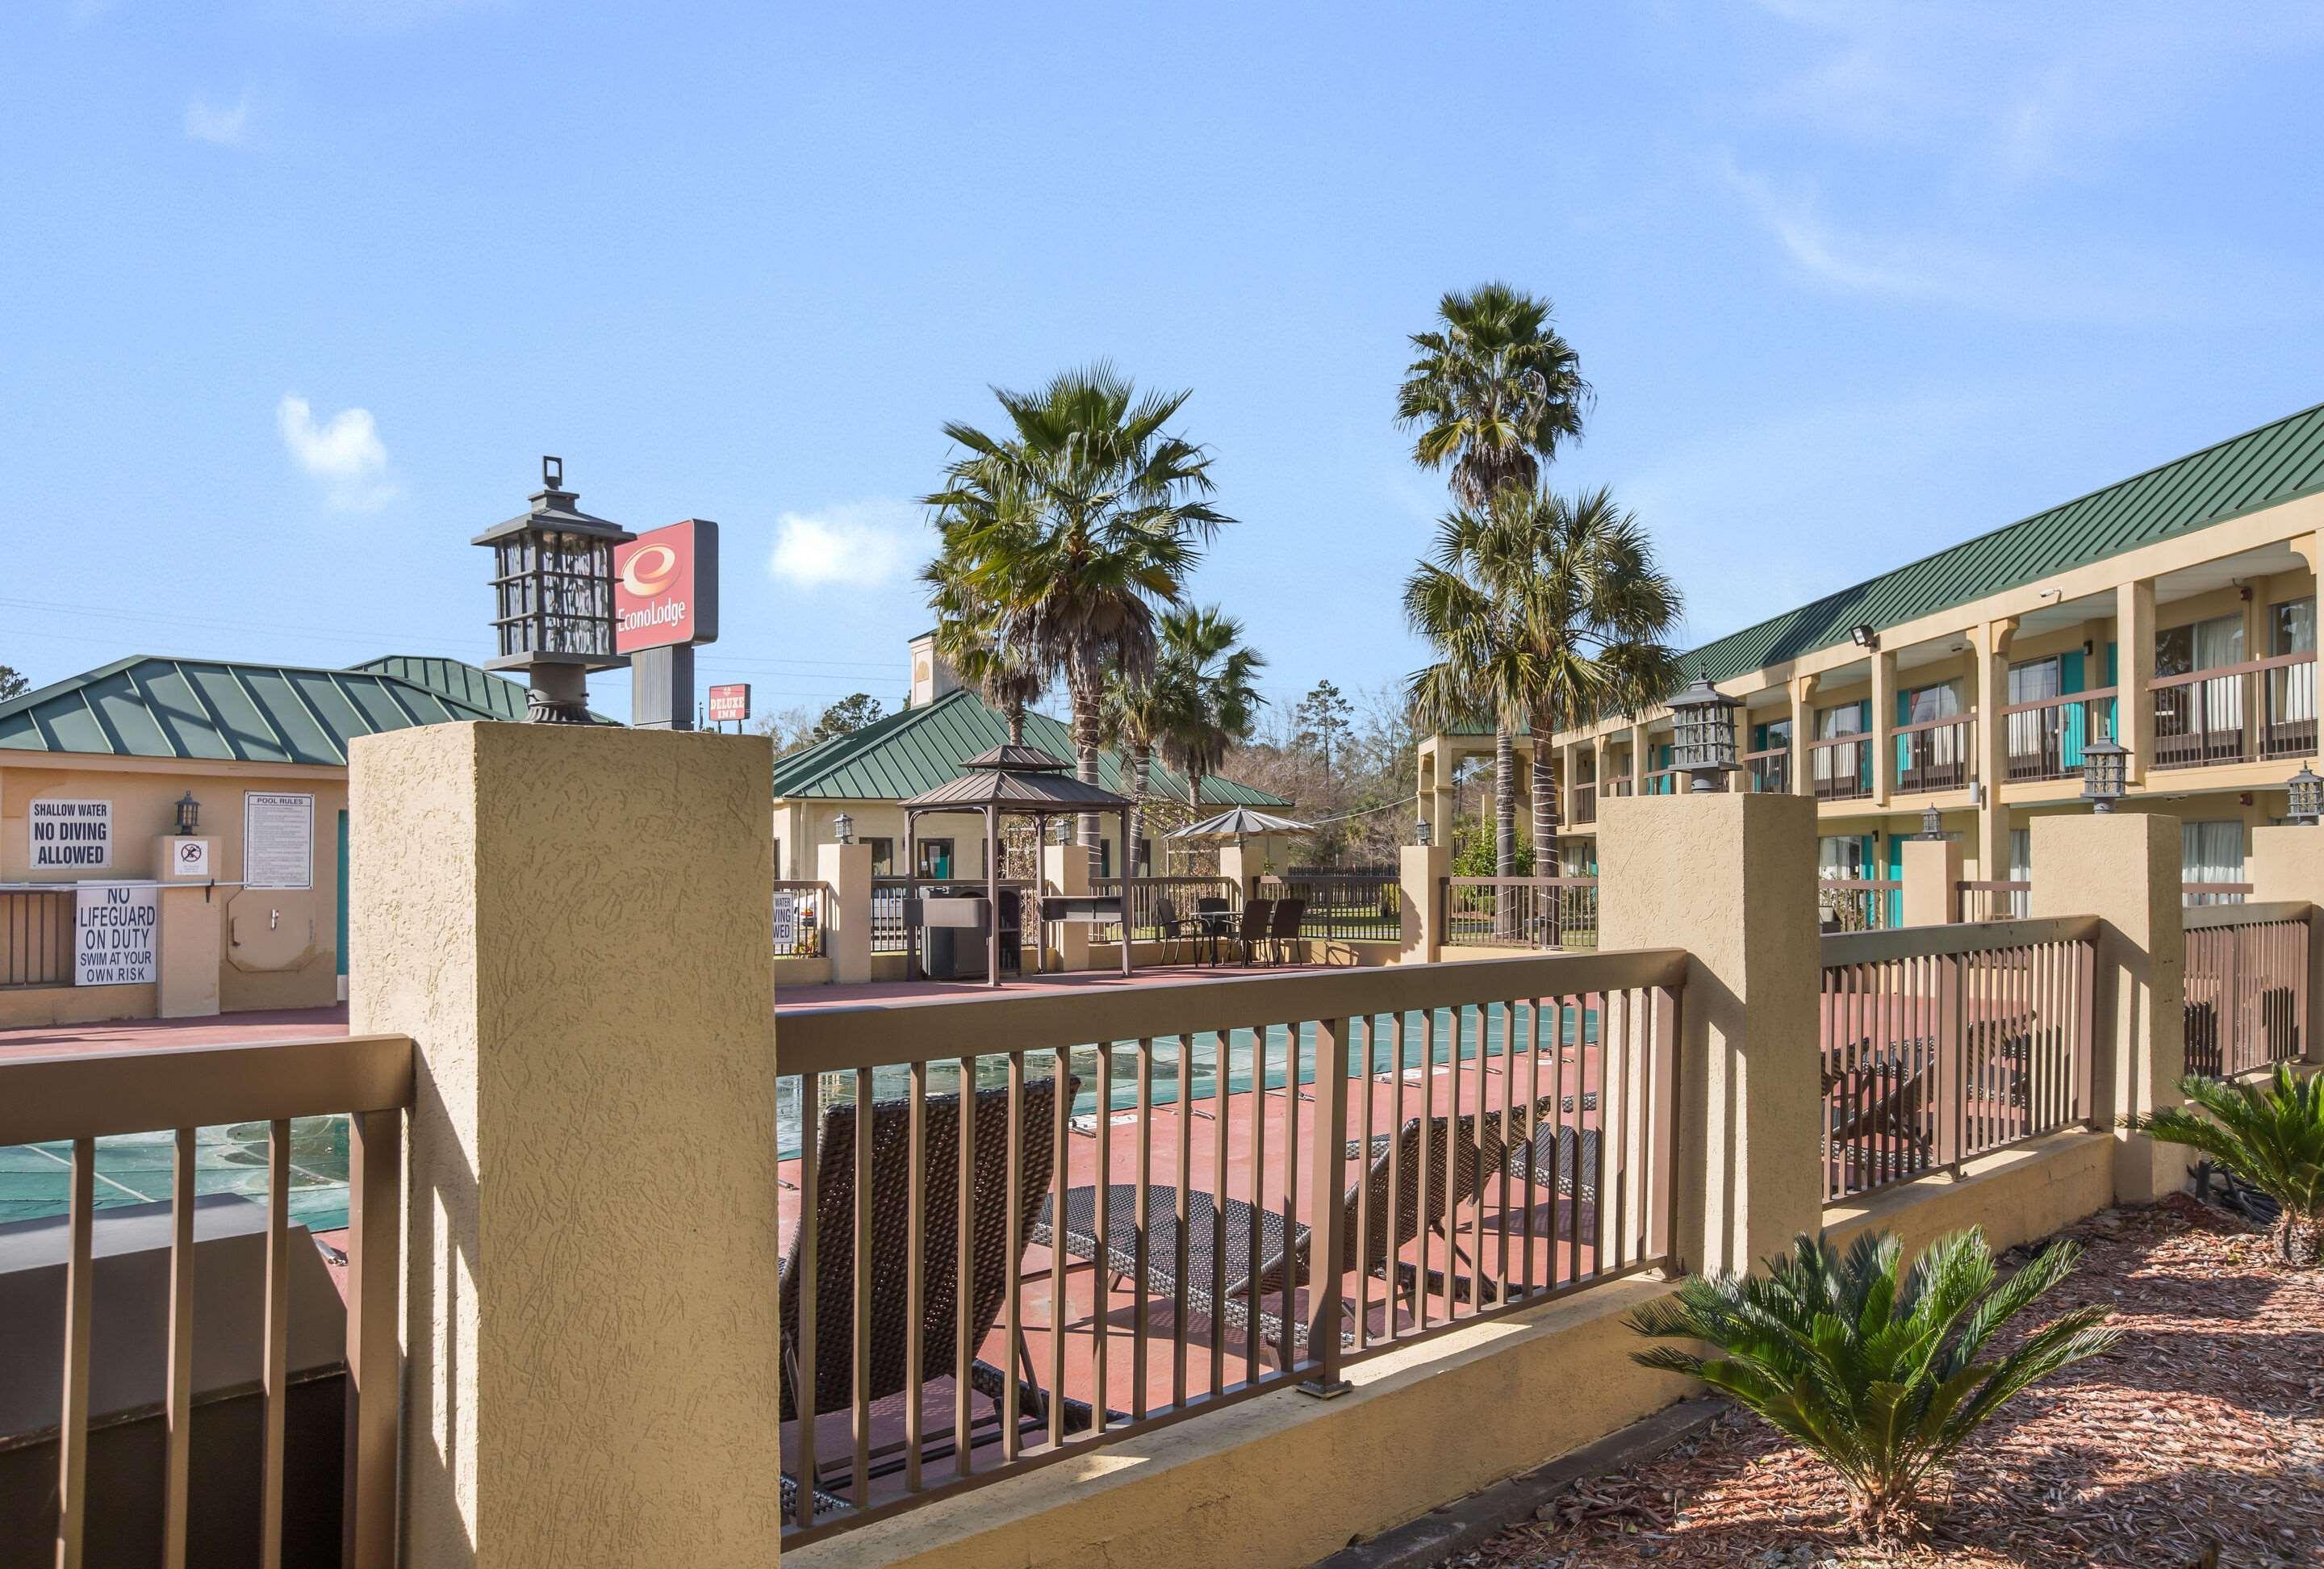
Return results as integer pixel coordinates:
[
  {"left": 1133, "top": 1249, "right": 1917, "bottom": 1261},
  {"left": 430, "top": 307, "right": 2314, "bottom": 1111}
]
[
  {"left": 2184, "top": 899, "right": 2311, "bottom": 931},
  {"left": 1804, "top": 732, "right": 1868, "bottom": 751},
  {"left": 1998, "top": 684, "right": 2118, "bottom": 718},
  {"left": 1447, "top": 876, "right": 1599, "bottom": 888},
  {"left": 1822, "top": 914, "right": 2099, "bottom": 964},
  {"left": 777, "top": 948, "right": 1687, "bottom": 1076},
  {"left": 2149, "top": 648, "right": 2314, "bottom": 690},
  {"left": 1891, "top": 711, "right": 1972, "bottom": 738},
  {"left": 0, "top": 1034, "right": 415, "bottom": 1147}
]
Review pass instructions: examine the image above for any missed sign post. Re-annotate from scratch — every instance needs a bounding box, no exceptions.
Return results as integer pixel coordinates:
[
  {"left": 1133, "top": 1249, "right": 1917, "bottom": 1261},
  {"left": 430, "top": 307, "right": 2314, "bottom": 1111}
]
[{"left": 615, "top": 518, "right": 721, "bottom": 730}]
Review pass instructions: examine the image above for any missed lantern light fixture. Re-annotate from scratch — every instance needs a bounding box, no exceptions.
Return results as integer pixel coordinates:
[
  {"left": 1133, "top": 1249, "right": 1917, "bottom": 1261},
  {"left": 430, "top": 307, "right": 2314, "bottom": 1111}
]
[
  {"left": 1668, "top": 666, "right": 1740, "bottom": 793},
  {"left": 833, "top": 812, "right": 855, "bottom": 844},
  {"left": 173, "top": 791, "right": 200, "bottom": 837},
  {"left": 1920, "top": 805, "right": 1943, "bottom": 840},
  {"left": 2080, "top": 729, "right": 2130, "bottom": 814},
  {"left": 2286, "top": 763, "right": 2323, "bottom": 826},
  {"left": 471, "top": 456, "right": 634, "bottom": 723},
  {"left": 1414, "top": 816, "right": 1432, "bottom": 847}
]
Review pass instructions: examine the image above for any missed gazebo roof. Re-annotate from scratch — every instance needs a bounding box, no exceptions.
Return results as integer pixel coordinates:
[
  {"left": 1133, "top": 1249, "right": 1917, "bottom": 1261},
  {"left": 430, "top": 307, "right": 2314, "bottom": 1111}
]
[
  {"left": 901, "top": 767, "right": 1134, "bottom": 811},
  {"left": 960, "top": 743, "right": 1072, "bottom": 772}
]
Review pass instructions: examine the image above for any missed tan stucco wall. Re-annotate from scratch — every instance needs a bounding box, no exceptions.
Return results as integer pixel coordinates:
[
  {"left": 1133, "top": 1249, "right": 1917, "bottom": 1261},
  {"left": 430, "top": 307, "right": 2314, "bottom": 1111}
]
[
  {"left": 1824, "top": 1130, "right": 2116, "bottom": 1260},
  {"left": 349, "top": 722, "right": 784, "bottom": 1567},
  {"left": 0, "top": 754, "right": 345, "bottom": 1025}
]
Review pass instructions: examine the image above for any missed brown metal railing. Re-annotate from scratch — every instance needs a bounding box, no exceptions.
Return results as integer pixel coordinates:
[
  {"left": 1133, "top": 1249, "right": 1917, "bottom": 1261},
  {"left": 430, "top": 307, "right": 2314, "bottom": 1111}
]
[
  {"left": 1820, "top": 918, "right": 2098, "bottom": 1202},
  {"left": 1894, "top": 714, "right": 1973, "bottom": 795},
  {"left": 1955, "top": 880, "right": 2031, "bottom": 923},
  {"left": 1819, "top": 879, "right": 1901, "bottom": 931},
  {"left": 1255, "top": 873, "right": 1400, "bottom": 942},
  {"left": 2262, "top": 653, "right": 2318, "bottom": 760},
  {"left": 2, "top": 888, "right": 75, "bottom": 988},
  {"left": 1441, "top": 878, "right": 1598, "bottom": 950},
  {"left": 775, "top": 880, "right": 835, "bottom": 958},
  {"left": 771, "top": 951, "right": 1685, "bottom": 1542},
  {"left": 871, "top": 877, "right": 912, "bottom": 953},
  {"left": 0, "top": 1035, "right": 412, "bottom": 1568},
  {"left": 1742, "top": 747, "right": 1790, "bottom": 795},
  {"left": 1806, "top": 735, "right": 1870, "bottom": 801},
  {"left": 2184, "top": 902, "right": 2310, "bottom": 1079},
  {"left": 2000, "top": 688, "right": 2117, "bottom": 782},
  {"left": 2183, "top": 881, "right": 2252, "bottom": 909}
]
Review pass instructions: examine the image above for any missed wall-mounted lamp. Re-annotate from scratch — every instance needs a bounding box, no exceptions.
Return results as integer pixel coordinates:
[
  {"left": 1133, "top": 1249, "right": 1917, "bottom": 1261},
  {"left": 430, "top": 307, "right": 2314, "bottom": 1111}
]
[
  {"left": 1849, "top": 623, "right": 1879, "bottom": 651},
  {"left": 2287, "top": 764, "right": 2321, "bottom": 826},
  {"left": 173, "top": 791, "right": 201, "bottom": 837},
  {"left": 832, "top": 812, "right": 854, "bottom": 844},
  {"left": 1919, "top": 805, "right": 1943, "bottom": 839},
  {"left": 1414, "top": 817, "right": 1432, "bottom": 847}
]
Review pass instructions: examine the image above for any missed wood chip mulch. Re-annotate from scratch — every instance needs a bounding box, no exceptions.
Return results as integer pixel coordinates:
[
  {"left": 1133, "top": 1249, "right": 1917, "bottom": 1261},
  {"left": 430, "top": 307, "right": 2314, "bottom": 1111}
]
[{"left": 1444, "top": 1197, "right": 2324, "bottom": 1567}]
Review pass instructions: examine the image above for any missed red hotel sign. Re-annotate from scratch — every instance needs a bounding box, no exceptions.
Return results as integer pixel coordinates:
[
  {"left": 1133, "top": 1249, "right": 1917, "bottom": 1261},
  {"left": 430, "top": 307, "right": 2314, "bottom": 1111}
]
[
  {"left": 613, "top": 519, "right": 720, "bottom": 654},
  {"left": 707, "top": 684, "right": 750, "bottom": 723}
]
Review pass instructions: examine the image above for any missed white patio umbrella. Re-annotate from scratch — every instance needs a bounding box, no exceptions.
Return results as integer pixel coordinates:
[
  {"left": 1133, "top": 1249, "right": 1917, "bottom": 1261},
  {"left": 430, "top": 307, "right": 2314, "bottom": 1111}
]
[{"left": 1168, "top": 807, "right": 1316, "bottom": 839}]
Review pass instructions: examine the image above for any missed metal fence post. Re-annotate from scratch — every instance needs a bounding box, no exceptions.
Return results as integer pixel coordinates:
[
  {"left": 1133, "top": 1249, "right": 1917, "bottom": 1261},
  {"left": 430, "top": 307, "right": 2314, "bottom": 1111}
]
[
  {"left": 1936, "top": 952, "right": 1964, "bottom": 1175},
  {"left": 1300, "top": 1015, "right": 1352, "bottom": 1398}
]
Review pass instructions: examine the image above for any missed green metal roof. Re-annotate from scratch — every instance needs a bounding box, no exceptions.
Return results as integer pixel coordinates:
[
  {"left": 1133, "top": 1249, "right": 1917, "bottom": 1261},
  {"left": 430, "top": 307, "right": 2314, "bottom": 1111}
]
[
  {"left": 1687, "top": 400, "right": 2324, "bottom": 683},
  {"left": 0, "top": 656, "right": 506, "bottom": 765},
  {"left": 347, "top": 655, "right": 616, "bottom": 725},
  {"left": 769, "top": 688, "right": 1291, "bottom": 808}
]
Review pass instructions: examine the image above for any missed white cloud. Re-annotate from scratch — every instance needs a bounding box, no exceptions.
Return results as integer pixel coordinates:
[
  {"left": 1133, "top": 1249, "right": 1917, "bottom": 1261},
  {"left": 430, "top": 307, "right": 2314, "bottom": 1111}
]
[
  {"left": 768, "top": 500, "right": 919, "bottom": 591},
  {"left": 276, "top": 395, "right": 397, "bottom": 510},
  {"left": 185, "top": 94, "right": 252, "bottom": 147}
]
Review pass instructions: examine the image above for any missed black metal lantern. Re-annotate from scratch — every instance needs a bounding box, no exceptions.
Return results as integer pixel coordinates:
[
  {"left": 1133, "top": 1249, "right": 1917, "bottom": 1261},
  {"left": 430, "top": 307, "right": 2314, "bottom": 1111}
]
[
  {"left": 1414, "top": 816, "right": 1432, "bottom": 847},
  {"left": 472, "top": 456, "right": 634, "bottom": 724},
  {"left": 2080, "top": 730, "right": 2129, "bottom": 813},
  {"left": 173, "top": 791, "right": 200, "bottom": 837},
  {"left": 834, "top": 812, "right": 855, "bottom": 844},
  {"left": 1668, "top": 667, "right": 1739, "bottom": 793},
  {"left": 2287, "top": 763, "right": 2322, "bottom": 825},
  {"left": 1920, "top": 805, "right": 1943, "bottom": 839}
]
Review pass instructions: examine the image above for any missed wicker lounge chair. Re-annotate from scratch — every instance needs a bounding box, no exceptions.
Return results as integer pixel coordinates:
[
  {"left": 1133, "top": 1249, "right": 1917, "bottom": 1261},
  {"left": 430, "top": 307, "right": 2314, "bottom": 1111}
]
[
  {"left": 1030, "top": 1098, "right": 1556, "bottom": 1366},
  {"left": 780, "top": 1077, "right": 1103, "bottom": 1505}
]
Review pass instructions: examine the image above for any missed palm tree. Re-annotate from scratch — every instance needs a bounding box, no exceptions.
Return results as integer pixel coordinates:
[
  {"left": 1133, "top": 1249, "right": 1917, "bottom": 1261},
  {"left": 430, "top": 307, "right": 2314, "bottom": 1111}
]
[
  {"left": 1405, "top": 484, "right": 1683, "bottom": 880},
  {"left": 926, "top": 365, "right": 1231, "bottom": 876},
  {"left": 1395, "top": 282, "right": 1590, "bottom": 509},
  {"left": 922, "top": 537, "right": 1044, "bottom": 744},
  {"left": 1099, "top": 667, "right": 1177, "bottom": 880},
  {"left": 1156, "top": 605, "right": 1264, "bottom": 822}
]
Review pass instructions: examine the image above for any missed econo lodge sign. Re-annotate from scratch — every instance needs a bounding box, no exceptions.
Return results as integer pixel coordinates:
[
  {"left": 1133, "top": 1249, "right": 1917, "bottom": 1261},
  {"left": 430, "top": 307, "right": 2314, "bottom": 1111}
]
[{"left": 613, "top": 519, "right": 719, "bottom": 655}]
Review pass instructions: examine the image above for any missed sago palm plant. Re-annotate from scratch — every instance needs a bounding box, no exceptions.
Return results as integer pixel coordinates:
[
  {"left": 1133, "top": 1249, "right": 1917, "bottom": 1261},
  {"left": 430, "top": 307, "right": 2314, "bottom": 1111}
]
[
  {"left": 2134, "top": 1064, "right": 2324, "bottom": 1266},
  {"left": 1628, "top": 1228, "right": 2119, "bottom": 1541}
]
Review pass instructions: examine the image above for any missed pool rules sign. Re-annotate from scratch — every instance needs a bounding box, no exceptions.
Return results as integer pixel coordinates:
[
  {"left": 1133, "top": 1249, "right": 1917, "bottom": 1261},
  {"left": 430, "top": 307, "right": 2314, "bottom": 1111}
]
[
  {"left": 30, "top": 798, "right": 110, "bottom": 870},
  {"left": 76, "top": 884, "right": 158, "bottom": 986}
]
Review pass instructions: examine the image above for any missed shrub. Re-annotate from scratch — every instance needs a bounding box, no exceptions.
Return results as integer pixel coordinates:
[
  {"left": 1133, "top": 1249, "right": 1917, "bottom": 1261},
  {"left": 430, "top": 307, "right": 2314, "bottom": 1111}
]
[
  {"left": 1628, "top": 1228, "right": 2117, "bottom": 1540},
  {"left": 2134, "top": 1063, "right": 2324, "bottom": 1267}
]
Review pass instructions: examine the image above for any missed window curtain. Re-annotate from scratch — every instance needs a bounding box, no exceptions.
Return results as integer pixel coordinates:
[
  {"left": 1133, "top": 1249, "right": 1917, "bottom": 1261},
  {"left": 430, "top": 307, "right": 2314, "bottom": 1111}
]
[
  {"left": 2195, "top": 613, "right": 2246, "bottom": 733},
  {"left": 2270, "top": 596, "right": 2316, "bottom": 726},
  {"left": 2005, "top": 657, "right": 2061, "bottom": 767},
  {"left": 2181, "top": 819, "right": 2245, "bottom": 906}
]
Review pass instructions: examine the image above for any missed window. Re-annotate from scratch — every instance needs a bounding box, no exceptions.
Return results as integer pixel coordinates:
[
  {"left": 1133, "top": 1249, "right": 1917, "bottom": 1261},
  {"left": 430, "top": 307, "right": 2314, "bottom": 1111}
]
[
  {"left": 2156, "top": 613, "right": 2247, "bottom": 751},
  {"left": 2004, "top": 656, "right": 2062, "bottom": 764},
  {"left": 2269, "top": 596, "right": 2317, "bottom": 736},
  {"left": 864, "top": 837, "right": 895, "bottom": 877},
  {"left": 1134, "top": 838, "right": 1153, "bottom": 877},
  {"left": 1817, "top": 835, "right": 1866, "bottom": 880},
  {"left": 2155, "top": 613, "right": 2244, "bottom": 677},
  {"left": 1900, "top": 681, "right": 1963, "bottom": 781},
  {"left": 2182, "top": 820, "right": 2245, "bottom": 906},
  {"left": 917, "top": 839, "right": 955, "bottom": 879}
]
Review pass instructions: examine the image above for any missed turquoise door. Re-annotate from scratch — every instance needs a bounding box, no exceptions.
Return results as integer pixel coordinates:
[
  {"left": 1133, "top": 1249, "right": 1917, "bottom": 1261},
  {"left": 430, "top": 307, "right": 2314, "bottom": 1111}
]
[
  {"left": 1883, "top": 831, "right": 1904, "bottom": 928},
  {"left": 336, "top": 810, "right": 349, "bottom": 980}
]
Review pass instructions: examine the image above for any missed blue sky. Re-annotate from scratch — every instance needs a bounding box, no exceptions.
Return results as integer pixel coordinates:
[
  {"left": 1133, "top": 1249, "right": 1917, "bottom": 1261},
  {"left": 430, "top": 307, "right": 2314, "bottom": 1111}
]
[{"left": 5, "top": 1, "right": 2322, "bottom": 727}]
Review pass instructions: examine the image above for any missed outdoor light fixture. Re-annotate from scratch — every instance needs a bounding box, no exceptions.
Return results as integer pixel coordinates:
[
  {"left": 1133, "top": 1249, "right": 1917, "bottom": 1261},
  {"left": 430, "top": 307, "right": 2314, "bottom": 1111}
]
[
  {"left": 2080, "top": 730, "right": 2129, "bottom": 813},
  {"left": 173, "top": 791, "right": 200, "bottom": 837},
  {"left": 1850, "top": 623, "right": 1879, "bottom": 651},
  {"left": 472, "top": 456, "right": 635, "bottom": 724},
  {"left": 1414, "top": 817, "right": 1432, "bottom": 847},
  {"left": 2287, "top": 763, "right": 2322, "bottom": 826},
  {"left": 1920, "top": 805, "right": 1943, "bottom": 839},
  {"left": 1668, "top": 666, "right": 1740, "bottom": 793},
  {"left": 833, "top": 812, "right": 855, "bottom": 844}
]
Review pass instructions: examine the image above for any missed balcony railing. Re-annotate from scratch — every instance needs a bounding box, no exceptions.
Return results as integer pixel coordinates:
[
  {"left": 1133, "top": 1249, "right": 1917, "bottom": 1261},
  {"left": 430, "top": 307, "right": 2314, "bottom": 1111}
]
[
  {"left": 771, "top": 951, "right": 1685, "bottom": 1542},
  {"left": 2183, "top": 902, "right": 2309, "bottom": 1078},
  {"left": 1441, "top": 878, "right": 1599, "bottom": 950},
  {"left": 2, "top": 887, "right": 75, "bottom": 988},
  {"left": 1819, "top": 918, "right": 2098, "bottom": 1202},
  {"left": 1743, "top": 747, "right": 1790, "bottom": 795},
  {"left": 1893, "top": 714, "right": 1973, "bottom": 795},
  {"left": 1255, "top": 873, "right": 1401, "bottom": 942},
  {"left": 2151, "top": 651, "right": 2316, "bottom": 772},
  {"left": 1819, "top": 879, "right": 1901, "bottom": 931},
  {"left": 1806, "top": 735, "right": 1870, "bottom": 801},
  {"left": 1571, "top": 782, "right": 1596, "bottom": 826},
  {"left": 1089, "top": 876, "right": 1243, "bottom": 943},
  {"left": 0, "top": 1035, "right": 412, "bottom": 1567},
  {"left": 1956, "top": 880, "right": 2031, "bottom": 923},
  {"left": 2001, "top": 688, "right": 2117, "bottom": 783}
]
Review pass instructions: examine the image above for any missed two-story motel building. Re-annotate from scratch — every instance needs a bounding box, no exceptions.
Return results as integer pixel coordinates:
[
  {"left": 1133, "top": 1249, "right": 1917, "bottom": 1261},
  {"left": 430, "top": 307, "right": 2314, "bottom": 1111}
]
[{"left": 1418, "top": 400, "right": 2324, "bottom": 906}]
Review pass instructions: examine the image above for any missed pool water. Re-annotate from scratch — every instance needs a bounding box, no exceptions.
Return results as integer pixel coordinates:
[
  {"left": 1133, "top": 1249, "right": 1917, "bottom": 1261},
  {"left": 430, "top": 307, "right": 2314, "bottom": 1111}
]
[{"left": 0, "top": 1116, "right": 353, "bottom": 1232}]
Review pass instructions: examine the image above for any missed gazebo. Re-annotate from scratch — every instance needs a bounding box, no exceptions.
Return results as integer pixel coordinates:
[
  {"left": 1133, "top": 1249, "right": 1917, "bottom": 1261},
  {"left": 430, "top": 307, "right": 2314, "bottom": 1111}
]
[{"left": 898, "top": 743, "right": 1136, "bottom": 986}]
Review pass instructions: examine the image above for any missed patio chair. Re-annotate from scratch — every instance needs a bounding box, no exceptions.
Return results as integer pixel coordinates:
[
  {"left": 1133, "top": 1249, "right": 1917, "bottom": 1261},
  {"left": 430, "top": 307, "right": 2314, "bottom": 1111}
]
[
  {"left": 1264, "top": 897, "right": 1308, "bottom": 965},
  {"left": 1150, "top": 895, "right": 1181, "bottom": 964},
  {"left": 1030, "top": 1098, "right": 1554, "bottom": 1367},
  {"left": 779, "top": 1076, "right": 1106, "bottom": 1505},
  {"left": 1823, "top": 1046, "right": 1936, "bottom": 1186},
  {"left": 1231, "top": 898, "right": 1273, "bottom": 965}
]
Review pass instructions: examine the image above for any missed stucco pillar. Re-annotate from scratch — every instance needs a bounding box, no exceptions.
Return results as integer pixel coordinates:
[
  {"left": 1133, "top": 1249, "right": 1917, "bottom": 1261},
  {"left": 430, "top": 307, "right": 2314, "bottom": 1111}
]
[
  {"left": 154, "top": 835, "right": 221, "bottom": 1019},
  {"left": 1900, "top": 836, "right": 1963, "bottom": 927},
  {"left": 1043, "top": 839, "right": 1092, "bottom": 972},
  {"left": 817, "top": 839, "right": 873, "bottom": 985},
  {"left": 2247, "top": 823, "right": 2324, "bottom": 1063},
  {"left": 1628, "top": 722, "right": 1649, "bottom": 794},
  {"left": 2030, "top": 812, "right": 2187, "bottom": 1203},
  {"left": 1973, "top": 619, "right": 2015, "bottom": 882},
  {"left": 1596, "top": 792, "right": 1822, "bottom": 1278},
  {"left": 1399, "top": 843, "right": 1449, "bottom": 964},
  {"left": 1870, "top": 648, "right": 1896, "bottom": 805},
  {"left": 349, "top": 723, "right": 784, "bottom": 1567},
  {"left": 2116, "top": 579, "right": 2156, "bottom": 783},
  {"left": 1787, "top": 675, "right": 1818, "bottom": 799}
]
